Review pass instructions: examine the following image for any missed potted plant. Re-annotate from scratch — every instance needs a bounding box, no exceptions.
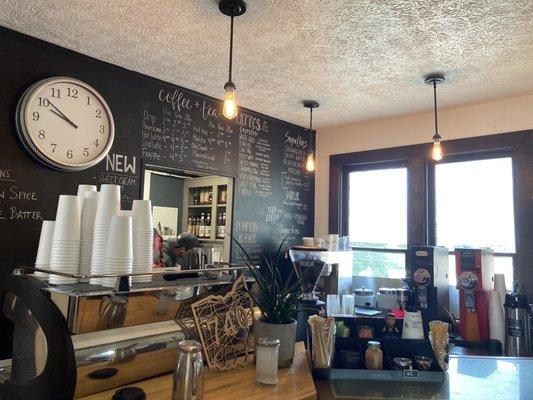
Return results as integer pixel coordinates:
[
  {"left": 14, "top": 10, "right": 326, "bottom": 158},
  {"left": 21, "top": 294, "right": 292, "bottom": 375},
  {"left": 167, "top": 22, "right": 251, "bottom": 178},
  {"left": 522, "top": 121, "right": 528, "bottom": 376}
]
[{"left": 232, "top": 237, "right": 307, "bottom": 367}]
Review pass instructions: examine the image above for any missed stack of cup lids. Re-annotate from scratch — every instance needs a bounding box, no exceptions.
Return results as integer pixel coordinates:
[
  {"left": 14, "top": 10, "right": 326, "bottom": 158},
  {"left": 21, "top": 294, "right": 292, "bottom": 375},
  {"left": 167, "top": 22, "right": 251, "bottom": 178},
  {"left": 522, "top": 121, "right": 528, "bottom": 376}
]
[
  {"left": 79, "top": 191, "right": 100, "bottom": 282},
  {"left": 49, "top": 195, "right": 81, "bottom": 284},
  {"left": 34, "top": 220, "right": 55, "bottom": 280},
  {"left": 102, "top": 215, "right": 133, "bottom": 288},
  {"left": 90, "top": 184, "right": 121, "bottom": 285},
  {"left": 131, "top": 200, "right": 154, "bottom": 283}
]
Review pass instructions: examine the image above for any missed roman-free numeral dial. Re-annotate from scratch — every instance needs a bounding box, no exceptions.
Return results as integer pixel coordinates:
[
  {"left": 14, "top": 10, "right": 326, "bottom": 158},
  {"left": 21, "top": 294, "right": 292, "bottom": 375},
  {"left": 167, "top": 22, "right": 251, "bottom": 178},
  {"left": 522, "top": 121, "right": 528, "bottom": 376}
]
[{"left": 16, "top": 77, "right": 115, "bottom": 171}]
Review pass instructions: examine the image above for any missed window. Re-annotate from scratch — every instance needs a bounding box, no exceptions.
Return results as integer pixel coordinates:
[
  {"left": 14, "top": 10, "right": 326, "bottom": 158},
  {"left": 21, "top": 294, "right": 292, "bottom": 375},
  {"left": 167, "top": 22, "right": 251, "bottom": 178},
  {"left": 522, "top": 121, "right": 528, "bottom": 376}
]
[
  {"left": 347, "top": 166, "right": 407, "bottom": 278},
  {"left": 435, "top": 156, "right": 515, "bottom": 289}
]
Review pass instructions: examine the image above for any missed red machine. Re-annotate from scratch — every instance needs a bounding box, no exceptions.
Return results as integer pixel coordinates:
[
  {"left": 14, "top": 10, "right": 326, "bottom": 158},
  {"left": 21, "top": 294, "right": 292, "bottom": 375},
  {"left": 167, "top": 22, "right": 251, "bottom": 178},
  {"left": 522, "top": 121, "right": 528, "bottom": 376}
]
[{"left": 455, "top": 248, "right": 494, "bottom": 341}]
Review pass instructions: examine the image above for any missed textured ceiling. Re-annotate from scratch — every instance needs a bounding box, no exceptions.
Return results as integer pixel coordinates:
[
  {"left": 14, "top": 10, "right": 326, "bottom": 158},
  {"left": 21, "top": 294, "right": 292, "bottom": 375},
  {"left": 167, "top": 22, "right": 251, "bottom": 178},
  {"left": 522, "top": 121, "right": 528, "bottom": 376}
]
[{"left": 1, "top": 0, "right": 533, "bottom": 128}]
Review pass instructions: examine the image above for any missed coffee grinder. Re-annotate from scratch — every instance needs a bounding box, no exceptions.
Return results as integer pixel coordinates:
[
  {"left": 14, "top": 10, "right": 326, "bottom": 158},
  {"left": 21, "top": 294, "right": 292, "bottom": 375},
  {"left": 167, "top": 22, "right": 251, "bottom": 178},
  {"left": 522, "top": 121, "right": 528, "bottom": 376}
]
[
  {"left": 407, "top": 246, "right": 449, "bottom": 323},
  {"left": 289, "top": 247, "right": 331, "bottom": 341},
  {"left": 455, "top": 248, "right": 494, "bottom": 341}
]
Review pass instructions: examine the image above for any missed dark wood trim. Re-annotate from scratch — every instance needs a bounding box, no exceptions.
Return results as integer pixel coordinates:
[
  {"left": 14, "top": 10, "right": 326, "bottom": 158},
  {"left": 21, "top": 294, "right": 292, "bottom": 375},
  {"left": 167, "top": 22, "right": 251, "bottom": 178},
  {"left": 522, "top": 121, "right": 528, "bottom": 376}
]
[{"left": 329, "top": 129, "right": 533, "bottom": 295}]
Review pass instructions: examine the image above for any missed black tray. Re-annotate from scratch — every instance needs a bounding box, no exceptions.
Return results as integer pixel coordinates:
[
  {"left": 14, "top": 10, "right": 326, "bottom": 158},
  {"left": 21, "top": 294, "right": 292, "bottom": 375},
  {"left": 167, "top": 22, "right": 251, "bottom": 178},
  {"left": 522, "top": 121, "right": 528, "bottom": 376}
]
[{"left": 309, "top": 317, "right": 445, "bottom": 383}]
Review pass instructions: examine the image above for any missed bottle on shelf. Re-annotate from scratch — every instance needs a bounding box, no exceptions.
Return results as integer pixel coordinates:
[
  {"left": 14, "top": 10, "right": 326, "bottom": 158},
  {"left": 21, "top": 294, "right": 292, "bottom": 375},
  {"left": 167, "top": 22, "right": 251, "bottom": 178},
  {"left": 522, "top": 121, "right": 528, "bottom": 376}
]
[
  {"left": 193, "top": 189, "right": 200, "bottom": 205},
  {"left": 192, "top": 217, "right": 198, "bottom": 236},
  {"left": 219, "top": 186, "right": 227, "bottom": 204},
  {"left": 216, "top": 212, "right": 223, "bottom": 239},
  {"left": 198, "top": 213, "right": 206, "bottom": 238},
  {"left": 205, "top": 213, "right": 211, "bottom": 239},
  {"left": 187, "top": 216, "right": 193, "bottom": 233},
  {"left": 208, "top": 188, "right": 213, "bottom": 205},
  {"left": 220, "top": 212, "right": 226, "bottom": 238}
]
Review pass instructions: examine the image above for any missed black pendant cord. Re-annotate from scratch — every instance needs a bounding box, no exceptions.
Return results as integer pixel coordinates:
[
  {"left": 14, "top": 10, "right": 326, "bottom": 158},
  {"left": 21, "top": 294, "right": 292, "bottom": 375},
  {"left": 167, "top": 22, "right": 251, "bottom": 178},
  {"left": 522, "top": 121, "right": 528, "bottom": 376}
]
[
  {"left": 433, "top": 80, "right": 440, "bottom": 139},
  {"left": 309, "top": 107, "right": 314, "bottom": 151},
  {"left": 228, "top": 15, "right": 234, "bottom": 83}
]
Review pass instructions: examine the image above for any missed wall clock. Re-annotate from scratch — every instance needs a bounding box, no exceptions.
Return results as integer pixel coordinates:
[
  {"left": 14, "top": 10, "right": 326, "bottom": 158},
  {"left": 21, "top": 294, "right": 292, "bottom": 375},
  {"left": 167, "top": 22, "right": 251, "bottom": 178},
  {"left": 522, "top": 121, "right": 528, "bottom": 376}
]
[{"left": 16, "top": 76, "right": 115, "bottom": 171}]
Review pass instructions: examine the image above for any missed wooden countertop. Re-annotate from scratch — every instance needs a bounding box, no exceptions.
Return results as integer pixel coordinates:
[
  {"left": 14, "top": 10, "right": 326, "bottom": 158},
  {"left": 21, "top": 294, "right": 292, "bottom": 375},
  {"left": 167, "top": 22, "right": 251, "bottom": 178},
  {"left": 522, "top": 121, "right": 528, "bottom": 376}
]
[{"left": 79, "top": 341, "right": 316, "bottom": 400}]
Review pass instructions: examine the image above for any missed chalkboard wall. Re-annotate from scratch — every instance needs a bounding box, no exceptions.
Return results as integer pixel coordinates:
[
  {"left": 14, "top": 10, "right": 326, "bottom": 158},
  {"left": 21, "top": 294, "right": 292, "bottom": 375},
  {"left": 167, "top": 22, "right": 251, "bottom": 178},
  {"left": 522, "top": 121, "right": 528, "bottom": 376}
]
[{"left": 0, "top": 27, "right": 315, "bottom": 281}]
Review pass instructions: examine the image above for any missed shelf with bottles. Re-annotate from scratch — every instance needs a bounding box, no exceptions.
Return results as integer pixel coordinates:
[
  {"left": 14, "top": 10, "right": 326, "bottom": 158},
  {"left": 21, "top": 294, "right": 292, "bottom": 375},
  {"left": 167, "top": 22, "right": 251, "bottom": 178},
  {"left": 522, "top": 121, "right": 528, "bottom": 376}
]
[
  {"left": 186, "top": 211, "right": 213, "bottom": 240},
  {"left": 190, "top": 186, "right": 214, "bottom": 207}
]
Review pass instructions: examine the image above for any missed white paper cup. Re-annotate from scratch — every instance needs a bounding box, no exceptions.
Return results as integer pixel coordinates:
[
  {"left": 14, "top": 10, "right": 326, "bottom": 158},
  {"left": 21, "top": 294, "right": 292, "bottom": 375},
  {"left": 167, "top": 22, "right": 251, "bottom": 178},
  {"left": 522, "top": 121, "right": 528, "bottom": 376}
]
[
  {"left": 302, "top": 237, "right": 314, "bottom": 246},
  {"left": 95, "top": 184, "right": 121, "bottom": 225},
  {"left": 35, "top": 220, "right": 55, "bottom": 278},
  {"left": 53, "top": 195, "right": 81, "bottom": 241},
  {"left": 81, "top": 197, "right": 99, "bottom": 232},
  {"left": 77, "top": 184, "right": 97, "bottom": 198},
  {"left": 132, "top": 200, "right": 153, "bottom": 232},
  {"left": 106, "top": 216, "right": 133, "bottom": 260},
  {"left": 494, "top": 274, "right": 507, "bottom": 305}
]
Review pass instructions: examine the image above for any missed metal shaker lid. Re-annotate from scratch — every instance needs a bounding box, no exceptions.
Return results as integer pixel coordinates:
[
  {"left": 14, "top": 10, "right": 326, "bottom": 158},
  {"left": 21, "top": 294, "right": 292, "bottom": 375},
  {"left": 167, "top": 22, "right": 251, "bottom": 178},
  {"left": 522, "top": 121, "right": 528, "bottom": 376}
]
[
  {"left": 258, "top": 337, "right": 280, "bottom": 347},
  {"left": 178, "top": 340, "right": 202, "bottom": 353},
  {"left": 353, "top": 286, "right": 373, "bottom": 296},
  {"left": 505, "top": 292, "right": 529, "bottom": 308}
]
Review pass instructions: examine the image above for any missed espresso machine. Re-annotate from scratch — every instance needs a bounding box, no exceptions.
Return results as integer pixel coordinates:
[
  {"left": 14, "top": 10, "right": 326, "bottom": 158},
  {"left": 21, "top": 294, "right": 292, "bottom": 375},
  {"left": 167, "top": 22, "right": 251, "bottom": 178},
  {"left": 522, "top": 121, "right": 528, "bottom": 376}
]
[
  {"left": 0, "top": 264, "right": 247, "bottom": 400},
  {"left": 455, "top": 248, "right": 494, "bottom": 341},
  {"left": 407, "top": 246, "right": 449, "bottom": 323}
]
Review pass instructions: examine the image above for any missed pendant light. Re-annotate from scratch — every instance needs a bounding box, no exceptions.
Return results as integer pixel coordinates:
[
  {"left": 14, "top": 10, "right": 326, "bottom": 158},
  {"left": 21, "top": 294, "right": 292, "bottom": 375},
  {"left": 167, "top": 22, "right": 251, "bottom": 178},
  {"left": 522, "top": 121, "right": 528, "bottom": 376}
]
[
  {"left": 303, "top": 100, "right": 319, "bottom": 173},
  {"left": 219, "top": 0, "right": 246, "bottom": 119},
  {"left": 425, "top": 73, "right": 445, "bottom": 161}
]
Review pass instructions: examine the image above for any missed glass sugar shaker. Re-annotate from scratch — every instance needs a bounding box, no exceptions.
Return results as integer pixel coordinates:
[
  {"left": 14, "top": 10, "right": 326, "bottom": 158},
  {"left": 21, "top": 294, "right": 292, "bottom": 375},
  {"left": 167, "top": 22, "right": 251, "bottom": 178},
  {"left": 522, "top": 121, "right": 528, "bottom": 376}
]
[{"left": 255, "top": 337, "right": 280, "bottom": 385}]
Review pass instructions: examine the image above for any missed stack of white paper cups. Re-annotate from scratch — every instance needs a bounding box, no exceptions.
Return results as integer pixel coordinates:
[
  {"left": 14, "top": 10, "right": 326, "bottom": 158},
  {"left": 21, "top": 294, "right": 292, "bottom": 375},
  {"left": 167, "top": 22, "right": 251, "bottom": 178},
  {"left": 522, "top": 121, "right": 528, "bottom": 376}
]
[
  {"left": 49, "top": 195, "right": 81, "bottom": 284},
  {"left": 79, "top": 191, "right": 100, "bottom": 282},
  {"left": 90, "top": 184, "right": 120, "bottom": 285},
  {"left": 102, "top": 215, "right": 133, "bottom": 288},
  {"left": 494, "top": 274, "right": 507, "bottom": 306},
  {"left": 131, "top": 200, "right": 154, "bottom": 283},
  {"left": 488, "top": 290, "right": 505, "bottom": 350},
  {"left": 34, "top": 220, "right": 55, "bottom": 280}
]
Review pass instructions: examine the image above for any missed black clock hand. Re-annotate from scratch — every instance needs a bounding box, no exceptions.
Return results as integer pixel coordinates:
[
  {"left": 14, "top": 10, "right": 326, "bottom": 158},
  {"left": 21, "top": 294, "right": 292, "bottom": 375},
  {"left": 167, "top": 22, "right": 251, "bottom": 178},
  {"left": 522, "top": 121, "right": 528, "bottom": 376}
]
[{"left": 48, "top": 101, "right": 78, "bottom": 129}]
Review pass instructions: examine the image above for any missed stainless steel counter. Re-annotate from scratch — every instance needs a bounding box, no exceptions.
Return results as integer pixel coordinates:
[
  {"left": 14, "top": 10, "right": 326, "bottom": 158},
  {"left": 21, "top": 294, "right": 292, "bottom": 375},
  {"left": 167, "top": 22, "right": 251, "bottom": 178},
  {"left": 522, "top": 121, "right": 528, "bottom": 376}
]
[{"left": 318, "top": 355, "right": 533, "bottom": 400}]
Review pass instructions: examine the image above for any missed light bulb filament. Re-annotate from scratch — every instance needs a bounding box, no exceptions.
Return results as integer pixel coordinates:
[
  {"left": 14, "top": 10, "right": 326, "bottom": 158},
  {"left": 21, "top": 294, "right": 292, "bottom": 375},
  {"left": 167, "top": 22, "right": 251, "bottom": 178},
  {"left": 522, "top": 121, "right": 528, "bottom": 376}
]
[
  {"left": 223, "top": 82, "right": 237, "bottom": 119},
  {"left": 305, "top": 151, "right": 315, "bottom": 172}
]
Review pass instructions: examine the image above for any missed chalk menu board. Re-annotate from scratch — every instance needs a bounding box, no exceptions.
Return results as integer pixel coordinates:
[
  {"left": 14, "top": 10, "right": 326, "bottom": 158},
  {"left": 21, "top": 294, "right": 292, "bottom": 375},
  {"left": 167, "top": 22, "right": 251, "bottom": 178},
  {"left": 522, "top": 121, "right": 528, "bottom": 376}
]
[
  {"left": 140, "top": 88, "right": 235, "bottom": 174},
  {"left": 0, "top": 27, "right": 314, "bottom": 277}
]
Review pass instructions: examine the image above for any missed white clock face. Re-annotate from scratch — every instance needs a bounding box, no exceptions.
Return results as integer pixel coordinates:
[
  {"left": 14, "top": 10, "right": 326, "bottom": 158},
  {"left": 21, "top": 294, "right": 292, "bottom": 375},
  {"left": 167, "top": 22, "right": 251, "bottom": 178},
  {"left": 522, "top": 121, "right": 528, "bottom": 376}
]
[{"left": 17, "top": 77, "right": 114, "bottom": 171}]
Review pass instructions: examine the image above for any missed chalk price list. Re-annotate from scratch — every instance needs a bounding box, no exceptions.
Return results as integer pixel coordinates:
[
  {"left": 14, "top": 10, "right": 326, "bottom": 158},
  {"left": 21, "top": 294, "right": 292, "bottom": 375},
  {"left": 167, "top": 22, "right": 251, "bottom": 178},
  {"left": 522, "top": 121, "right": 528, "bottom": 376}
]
[{"left": 0, "top": 169, "right": 42, "bottom": 221}]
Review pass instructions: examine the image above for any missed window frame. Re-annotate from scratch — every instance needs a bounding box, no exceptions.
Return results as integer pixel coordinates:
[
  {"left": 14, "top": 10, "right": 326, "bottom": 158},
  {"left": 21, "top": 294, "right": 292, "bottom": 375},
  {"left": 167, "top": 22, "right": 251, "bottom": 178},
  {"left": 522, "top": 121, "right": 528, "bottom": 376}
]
[
  {"left": 329, "top": 130, "right": 530, "bottom": 285},
  {"left": 427, "top": 149, "right": 518, "bottom": 273},
  {"left": 342, "top": 161, "right": 409, "bottom": 278}
]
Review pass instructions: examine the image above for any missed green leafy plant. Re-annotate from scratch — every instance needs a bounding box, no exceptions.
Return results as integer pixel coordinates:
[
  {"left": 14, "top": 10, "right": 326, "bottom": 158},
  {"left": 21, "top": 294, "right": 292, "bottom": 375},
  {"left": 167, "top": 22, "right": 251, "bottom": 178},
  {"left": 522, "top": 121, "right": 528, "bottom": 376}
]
[{"left": 232, "top": 236, "right": 306, "bottom": 324}]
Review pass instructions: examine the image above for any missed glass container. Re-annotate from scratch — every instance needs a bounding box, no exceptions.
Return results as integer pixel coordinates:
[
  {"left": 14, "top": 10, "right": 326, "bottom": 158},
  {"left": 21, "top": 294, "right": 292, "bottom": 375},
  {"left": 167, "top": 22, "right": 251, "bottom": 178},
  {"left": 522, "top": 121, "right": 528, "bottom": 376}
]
[
  {"left": 255, "top": 338, "right": 280, "bottom": 385},
  {"left": 365, "top": 341, "right": 383, "bottom": 370}
]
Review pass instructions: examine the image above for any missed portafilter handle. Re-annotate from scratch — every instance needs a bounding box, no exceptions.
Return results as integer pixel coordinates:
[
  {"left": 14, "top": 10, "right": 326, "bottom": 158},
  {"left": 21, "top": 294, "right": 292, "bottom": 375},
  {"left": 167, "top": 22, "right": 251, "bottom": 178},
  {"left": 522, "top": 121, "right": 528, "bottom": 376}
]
[{"left": 0, "top": 273, "right": 76, "bottom": 400}]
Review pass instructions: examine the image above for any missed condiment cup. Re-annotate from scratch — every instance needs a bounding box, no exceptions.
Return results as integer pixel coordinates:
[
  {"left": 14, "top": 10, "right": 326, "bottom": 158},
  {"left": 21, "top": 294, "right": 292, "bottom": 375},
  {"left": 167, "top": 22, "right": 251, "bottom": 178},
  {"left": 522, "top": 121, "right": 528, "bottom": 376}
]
[
  {"left": 393, "top": 357, "right": 413, "bottom": 370},
  {"left": 414, "top": 356, "right": 433, "bottom": 371}
]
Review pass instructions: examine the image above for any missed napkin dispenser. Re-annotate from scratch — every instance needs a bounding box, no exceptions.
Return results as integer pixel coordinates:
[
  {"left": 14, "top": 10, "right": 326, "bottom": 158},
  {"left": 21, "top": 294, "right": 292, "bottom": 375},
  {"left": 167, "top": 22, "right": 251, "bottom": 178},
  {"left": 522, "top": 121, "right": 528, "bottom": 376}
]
[{"left": 0, "top": 266, "right": 246, "bottom": 400}]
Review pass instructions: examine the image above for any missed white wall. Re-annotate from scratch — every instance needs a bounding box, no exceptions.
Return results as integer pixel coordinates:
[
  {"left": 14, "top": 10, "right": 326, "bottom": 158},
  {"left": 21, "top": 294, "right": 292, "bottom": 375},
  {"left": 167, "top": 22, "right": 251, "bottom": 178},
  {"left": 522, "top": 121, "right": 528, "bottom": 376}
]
[{"left": 315, "top": 94, "right": 533, "bottom": 236}]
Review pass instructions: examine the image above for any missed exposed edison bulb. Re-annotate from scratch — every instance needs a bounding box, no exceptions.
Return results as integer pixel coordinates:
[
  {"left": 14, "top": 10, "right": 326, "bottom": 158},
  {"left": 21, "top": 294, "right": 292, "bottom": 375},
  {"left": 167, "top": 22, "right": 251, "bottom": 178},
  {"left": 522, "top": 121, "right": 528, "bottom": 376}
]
[
  {"left": 432, "top": 138, "right": 443, "bottom": 161},
  {"left": 305, "top": 151, "right": 315, "bottom": 172},
  {"left": 223, "top": 83, "right": 237, "bottom": 119}
]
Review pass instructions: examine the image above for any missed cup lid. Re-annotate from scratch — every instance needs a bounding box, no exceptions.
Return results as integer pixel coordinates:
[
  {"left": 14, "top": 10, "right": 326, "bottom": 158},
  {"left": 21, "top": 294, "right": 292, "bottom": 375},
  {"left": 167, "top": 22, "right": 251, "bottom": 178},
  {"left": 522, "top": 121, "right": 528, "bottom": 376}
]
[{"left": 367, "top": 341, "right": 381, "bottom": 348}]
